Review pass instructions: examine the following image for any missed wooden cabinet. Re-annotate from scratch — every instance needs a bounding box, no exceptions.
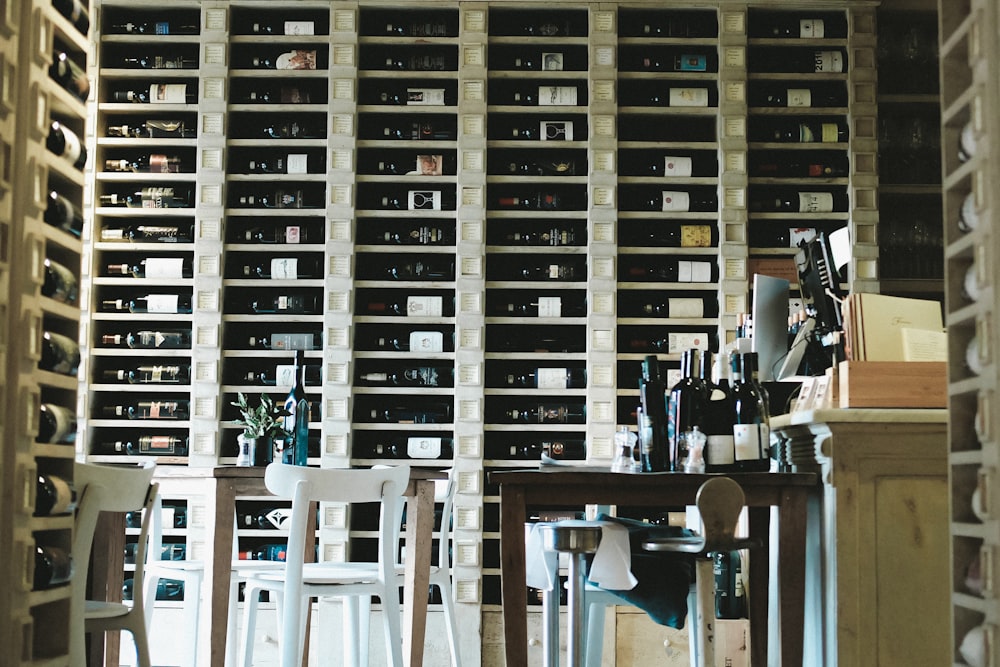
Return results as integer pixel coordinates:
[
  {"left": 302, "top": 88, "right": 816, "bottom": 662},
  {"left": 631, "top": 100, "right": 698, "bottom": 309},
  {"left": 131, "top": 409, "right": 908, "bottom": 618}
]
[{"left": 772, "top": 409, "right": 949, "bottom": 667}]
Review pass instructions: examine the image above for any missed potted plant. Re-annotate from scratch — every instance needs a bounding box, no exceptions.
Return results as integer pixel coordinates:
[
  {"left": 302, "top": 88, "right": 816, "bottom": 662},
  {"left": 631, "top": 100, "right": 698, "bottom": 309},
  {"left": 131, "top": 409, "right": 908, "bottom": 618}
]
[{"left": 231, "top": 392, "right": 288, "bottom": 466}]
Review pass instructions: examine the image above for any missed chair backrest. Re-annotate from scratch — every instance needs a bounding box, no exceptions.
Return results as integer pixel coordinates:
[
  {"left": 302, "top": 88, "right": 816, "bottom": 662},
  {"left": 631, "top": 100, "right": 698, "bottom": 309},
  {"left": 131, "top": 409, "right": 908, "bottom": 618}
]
[
  {"left": 71, "top": 461, "right": 157, "bottom": 657},
  {"left": 695, "top": 477, "right": 746, "bottom": 553},
  {"left": 263, "top": 463, "right": 410, "bottom": 585}
]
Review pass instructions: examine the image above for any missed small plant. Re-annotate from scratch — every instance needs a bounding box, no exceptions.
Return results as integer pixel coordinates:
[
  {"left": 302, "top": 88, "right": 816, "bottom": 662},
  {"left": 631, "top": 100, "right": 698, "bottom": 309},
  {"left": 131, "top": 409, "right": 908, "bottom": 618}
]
[{"left": 230, "top": 392, "right": 288, "bottom": 439}]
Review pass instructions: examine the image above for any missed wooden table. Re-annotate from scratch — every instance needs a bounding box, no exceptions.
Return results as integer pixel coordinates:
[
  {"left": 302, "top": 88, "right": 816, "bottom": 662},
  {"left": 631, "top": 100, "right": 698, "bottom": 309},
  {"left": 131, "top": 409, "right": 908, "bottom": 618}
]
[
  {"left": 489, "top": 469, "right": 818, "bottom": 667},
  {"left": 152, "top": 465, "right": 444, "bottom": 667}
]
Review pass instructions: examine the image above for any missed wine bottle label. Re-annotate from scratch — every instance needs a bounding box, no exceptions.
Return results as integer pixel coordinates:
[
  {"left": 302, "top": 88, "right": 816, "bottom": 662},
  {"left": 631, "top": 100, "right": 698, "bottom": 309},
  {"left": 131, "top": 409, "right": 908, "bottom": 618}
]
[
  {"left": 797, "top": 192, "right": 834, "bottom": 213},
  {"left": 144, "top": 257, "right": 185, "bottom": 278},
  {"left": 669, "top": 88, "right": 709, "bottom": 107},
  {"left": 537, "top": 405, "right": 570, "bottom": 423},
  {"left": 705, "top": 434, "right": 735, "bottom": 465},
  {"left": 540, "top": 120, "right": 573, "bottom": 141},
  {"left": 813, "top": 51, "right": 843, "bottom": 73},
  {"left": 789, "top": 227, "right": 818, "bottom": 246},
  {"left": 406, "top": 296, "right": 443, "bottom": 316},
  {"left": 284, "top": 225, "right": 303, "bottom": 243},
  {"left": 820, "top": 123, "right": 840, "bottom": 142},
  {"left": 681, "top": 225, "right": 713, "bottom": 247},
  {"left": 538, "top": 86, "right": 578, "bottom": 106},
  {"left": 786, "top": 88, "right": 811, "bottom": 107},
  {"left": 410, "top": 331, "right": 444, "bottom": 352},
  {"left": 668, "top": 332, "right": 710, "bottom": 353},
  {"left": 537, "top": 296, "right": 562, "bottom": 317},
  {"left": 139, "top": 435, "right": 182, "bottom": 454},
  {"left": 536, "top": 368, "right": 569, "bottom": 389},
  {"left": 406, "top": 88, "right": 446, "bottom": 105},
  {"left": 286, "top": 154, "right": 308, "bottom": 174},
  {"left": 42, "top": 405, "right": 76, "bottom": 444},
  {"left": 799, "top": 19, "right": 824, "bottom": 38},
  {"left": 147, "top": 120, "right": 187, "bottom": 137},
  {"left": 140, "top": 186, "right": 176, "bottom": 208},
  {"left": 662, "top": 191, "right": 691, "bottom": 212},
  {"left": 149, "top": 154, "right": 179, "bottom": 173},
  {"left": 408, "top": 437, "right": 442, "bottom": 458},
  {"left": 274, "top": 364, "right": 296, "bottom": 385},
  {"left": 416, "top": 155, "right": 443, "bottom": 175},
  {"left": 106, "top": 159, "right": 130, "bottom": 171},
  {"left": 668, "top": 298, "right": 705, "bottom": 318},
  {"left": 408, "top": 191, "right": 442, "bottom": 210},
  {"left": 675, "top": 54, "right": 707, "bottom": 71},
  {"left": 361, "top": 372, "right": 389, "bottom": 382},
  {"left": 270, "top": 257, "right": 299, "bottom": 279},
  {"left": 144, "top": 294, "right": 180, "bottom": 313},
  {"left": 270, "top": 333, "right": 315, "bottom": 350},
  {"left": 734, "top": 424, "right": 770, "bottom": 461},
  {"left": 960, "top": 193, "right": 979, "bottom": 232},
  {"left": 149, "top": 83, "right": 188, "bottom": 103},
  {"left": 59, "top": 126, "right": 83, "bottom": 163},
  {"left": 960, "top": 122, "right": 977, "bottom": 161},
  {"left": 677, "top": 260, "right": 714, "bottom": 282},
  {"left": 662, "top": 156, "right": 693, "bottom": 177},
  {"left": 46, "top": 476, "right": 75, "bottom": 514},
  {"left": 284, "top": 21, "right": 315, "bottom": 35},
  {"left": 276, "top": 50, "right": 317, "bottom": 70}
]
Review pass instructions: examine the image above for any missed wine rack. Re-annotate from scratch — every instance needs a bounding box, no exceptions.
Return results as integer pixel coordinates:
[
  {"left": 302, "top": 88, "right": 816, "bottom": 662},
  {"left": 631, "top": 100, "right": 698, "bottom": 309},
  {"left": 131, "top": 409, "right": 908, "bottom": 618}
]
[
  {"left": 939, "top": 0, "right": 1000, "bottom": 662},
  {"left": 78, "top": 1, "right": 884, "bottom": 664},
  {"left": 0, "top": 0, "right": 89, "bottom": 663}
]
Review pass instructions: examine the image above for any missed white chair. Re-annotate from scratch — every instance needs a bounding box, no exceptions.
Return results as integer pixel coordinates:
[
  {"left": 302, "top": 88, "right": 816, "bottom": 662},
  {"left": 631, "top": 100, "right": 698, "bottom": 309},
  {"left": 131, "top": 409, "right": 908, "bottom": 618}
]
[
  {"left": 71, "top": 461, "right": 157, "bottom": 667},
  {"left": 239, "top": 463, "right": 411, "bottom": 667}
]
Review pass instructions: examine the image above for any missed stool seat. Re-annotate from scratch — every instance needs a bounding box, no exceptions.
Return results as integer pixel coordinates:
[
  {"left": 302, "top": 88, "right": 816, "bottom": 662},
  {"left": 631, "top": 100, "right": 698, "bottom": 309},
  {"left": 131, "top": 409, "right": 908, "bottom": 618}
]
[
  {"left": 538, "top": 523, "right": 602, "bottom": 554},
  {"left": 643, "top": 534, "right": 760, "bottom": 554}
]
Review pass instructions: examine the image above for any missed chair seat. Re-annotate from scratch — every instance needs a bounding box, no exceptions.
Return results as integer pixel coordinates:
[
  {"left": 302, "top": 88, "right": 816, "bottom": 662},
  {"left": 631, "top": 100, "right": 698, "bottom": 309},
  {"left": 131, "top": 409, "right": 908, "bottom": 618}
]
[
  {"left": 146, "top": 560, "right": 205, "bottom": 574},
  {"left": 252, "top": 561, "right": 383, "bottom": 586},
  {"left": 86, "top": 600, "right": 132, "bottom": 620},
  {"left": 642, "top": 535, "right": 760, "bottom": 555}
]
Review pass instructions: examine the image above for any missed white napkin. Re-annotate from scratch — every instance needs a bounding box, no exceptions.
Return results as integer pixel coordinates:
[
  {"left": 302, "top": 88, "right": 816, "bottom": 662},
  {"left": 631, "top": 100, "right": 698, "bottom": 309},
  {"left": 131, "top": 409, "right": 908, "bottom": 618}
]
[{"left": 525, "top": 519, "right": 637, "bottom": 592}]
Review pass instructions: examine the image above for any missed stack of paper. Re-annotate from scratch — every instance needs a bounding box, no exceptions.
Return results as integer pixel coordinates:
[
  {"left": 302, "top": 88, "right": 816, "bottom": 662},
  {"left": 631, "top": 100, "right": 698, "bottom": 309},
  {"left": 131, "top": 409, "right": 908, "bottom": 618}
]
[{"left": 840, "top": 293, "right": 945, "bottom": 362}]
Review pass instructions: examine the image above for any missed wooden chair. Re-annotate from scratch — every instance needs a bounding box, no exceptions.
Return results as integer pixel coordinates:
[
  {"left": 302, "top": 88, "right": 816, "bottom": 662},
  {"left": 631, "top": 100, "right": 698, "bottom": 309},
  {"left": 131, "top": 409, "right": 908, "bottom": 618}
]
[
  {"left": 71, "top": 461, "right": 157, "bottom": 667},
  {"left": 239, "top": 463, "right": 410, "bottom": 667}
]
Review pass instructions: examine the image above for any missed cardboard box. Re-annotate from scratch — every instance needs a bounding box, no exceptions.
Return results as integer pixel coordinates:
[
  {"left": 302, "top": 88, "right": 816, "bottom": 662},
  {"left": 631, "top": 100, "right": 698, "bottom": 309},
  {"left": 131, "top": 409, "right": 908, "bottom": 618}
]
[
  {"left": 747, "top": 256, "right": 799, "bottom": 284},
  {"left": 838, "top": 361, "right": 947, "bottom": 408},
  {"left": 715, "top": 618, "right": 750, "bottom": 667}
]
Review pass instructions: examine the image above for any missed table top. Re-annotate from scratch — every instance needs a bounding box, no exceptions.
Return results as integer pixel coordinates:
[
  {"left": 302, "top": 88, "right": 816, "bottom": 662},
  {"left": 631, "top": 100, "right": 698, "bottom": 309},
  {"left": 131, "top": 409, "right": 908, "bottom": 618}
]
[
  {"left": 490, "top": 468, "right": 817, "bottom": 487},
  {"left": 150, "top": 464, "right": 446, "bottom": 481},
  {"left": 771, "top": 407, "right": 948, "bottom": 429}
]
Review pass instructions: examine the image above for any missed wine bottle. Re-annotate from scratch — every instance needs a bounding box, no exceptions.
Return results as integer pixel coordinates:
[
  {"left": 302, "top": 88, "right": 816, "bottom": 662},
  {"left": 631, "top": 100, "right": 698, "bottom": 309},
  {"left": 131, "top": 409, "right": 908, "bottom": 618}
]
[
  {"left": 751, "top": 118, "right": 850, "bottom": 143},
  {"left": 501, "top": 226, "right": 579, "bottom": 246},
  {"left": 748, "top": 82, "right": 847, "bottom": 107},
  {"left": 495, "top": 193, "right": 567, "bottom": 210},
  {"left": 640, "top": 190, "right": 718, "bottom": 212},
  {"left": 382, "top": 121, "right": 455, "bottom": 141},
  {"left": 94, "top": 435, "right": 189, "bottom": 456},
  {"left": 748, "top": 226, "right": 818, "bottom": 248},
  {"left": 959, "top": 192, "right": 979, "bottom": 233},
  {"left": 623, "top": 296, "right": 712, "bottom": 319},
  {"left": 731, "top": 352, "right": 771, "bottom": 471},
  {"left": 38, "top": 403, "right": 77, "bottom": 443},
  {"left": 504, "top": 403, "right": 586, "bottom": 424},
  {"left": 237, "top": 545, "right": 287, "bottom": 562},
  {"left": 959, "top": 121, "right": 977, "bottom": 163},
  {"left": 102, "top": 400, "right": 190, "bottom": 420},
  {"left": 667, "top": 349, "right": 711, "bottom": 471},
  {"left": 261, "top": 121, "right": 321, "bottom": 139},
  {"left": 244, "top": 153, "right": 323, "bottom": 174},
  {"left": 637, "top": 356, "right": 669, "bottom": 472},
  {"left": 247, "top": 49, "right": 317, "bottom": 70},
  {"left": 372, "top": 330, "right": 451, "bottom": 352},
  {"left": 713, "top": 551, "right": 747, "bottom": 620},
  {"left": 377, "top": 190, "right": 457, "bottom": 211},
  {"left": 618, "top": 223, "right": 717, "bottom": 248},
  {"left": 355, "top": 436, "right": 455, "bottom": 460},
  {"left": 370, "top": 403, "right": 453, "bottom": 424},
  {"left": 44, "top": 190, "right": 84, "bottom": 237},
  {"left": 750, "top": 15, "right": 841, "bottom": 38},
  {"left": 108, "top": 18, "right": 198, "bottom": 34},
  {"left": 237, "top": 507, "right": 293, "bottom": 530},
  {"left": 247, "top": 18, "right": 316, "bottom": 35},
  {"left": 52, "top": 0, "right": 90, "bottom": 35},
  {"left": 748, "top": 190, "right": 848, "bottom": 213},
  {"left": 633, "top": 52, "right": 716, "bottom": 72},
  {"left": 382, "top": 54, "right": 450, "bottom": 71},
  {"left": 513, "top": 440, "right": 587, "bottom": 461},
  {"left": 382, "top": 259, "right": 455, "bottom": 280},
  {"left": 242, "top": 224, "right": 311, "bottom": 244},
  {"left": 242, "top": 363, "right": 321, "bottom": 386},
  {"left": 123, "top": 577, "right": 184, "bottom": 601},
  {"left": 359, "top": 224, "right": 453, "bottom": 246},
  {"left": 42, "top": 258, "right": 79, "bottom": 304},
  {"left": 106, "top": 119, "right": 195, "bottom": 138},
  {"left": 382, "top": 18, "right": 452, "bottom": 37},
  {"left": 121, "top": 54, "right": 197, "bottom": 69},
  {"left": 101, "top": 329, "right": 192, "bottom": 349},
  {"left": 112, "top": 83, "right": 196, "bottom": 104},
  {"left": 46, "top": 121, "right": 87, "bottom": 170},
  {"left": 33, "top": 544, "right": 73, "bottom": 590},
  {"left": 624, "top": 259, "right": 716, "bottom": 283},
  {"left": 98, "top": 187, "right": 192, "bottom": 208},
  {"left": 104, "top": 153, "right": 182, "bottom": 173},
  {"left": 236, "top": 190, "right": 311, "bottom": 209},
  {"left": 35, "top": 474, "right": 76, "bottom": 516},
  {"left": 280, "top": 351, "right": 311, "bottom": 465},
  {"left": 126, "top": 294, "right": 193, "bottom": 313},
  {"left": 361, "top": 295, "right": 454, "bottom": 317},
  {"left": 749, "top": 48, "right": 848, "bottom": 73},
  {"left": 106, "top": 257, "right": 193, "bottom": 279},
  {"left": 242, "top": 257, "right": 323, "bottom": 280},
  {"left": 749, "top": 154, "right": 849, "bottom": 178},
  {"left": 248, "top": 294, "right": 321, "bottom": 314},
  {"left": 619, "top": 11, "right": 717, "bottom": 38},
  {"left": 246, "top": 332, "right": 320, "bottom": 351},
  {"left": 49, "top": 52, "right": 90, "bottom": 103},
  {"left": 490, "top": 295, "right": 586, "bottom": 318},
  {"left": 40, "top": 331, "right": 80, "bottom": 376},
  {"left": 100, "top": 223, "right": 195, "bottom": 243},
  {"left": 102, "top": 364, "right": 191, "bottom": 384},
  {"left": 357, "top": 366, "right": 454, "bottom": 387},
  {"left": 704, "top": 353, "right": 738, "bottom": 473},
  {"left": 504, "top": 368, "right": 586, "bottom": 389},
  {"left": 238, "top": 84, "right": 314, "bottom": 104}
]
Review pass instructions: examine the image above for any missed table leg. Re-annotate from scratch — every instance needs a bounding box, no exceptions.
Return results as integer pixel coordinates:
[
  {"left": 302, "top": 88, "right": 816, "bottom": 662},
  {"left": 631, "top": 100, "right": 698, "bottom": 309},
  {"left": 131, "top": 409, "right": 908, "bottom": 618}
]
[
  {"left": 747, "top": 506, "right": 770, "bottom": 667},
  {"left": 778, "top": 488, "right": 807, "bottom": 667},
  {"left": 208, "top": 480, "right": 234, "bottom": 667},
  {"left": 403, "top": 478, "right": 435, "bottom": 667},
  {"left": 499, "top": 485, "right": 528, "bottom": 667}
]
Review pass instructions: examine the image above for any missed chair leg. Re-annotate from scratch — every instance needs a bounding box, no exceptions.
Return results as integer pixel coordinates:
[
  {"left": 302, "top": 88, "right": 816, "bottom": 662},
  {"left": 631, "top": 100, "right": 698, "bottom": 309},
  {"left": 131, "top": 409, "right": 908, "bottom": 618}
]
[
  {"left": 541, "top": 550, "right": 560, "bottom": 667},
  {"left": 241, "top": 583, "right": 262, "bottom": 667},
  {"left": 584, "top": 600, "right": 607, "bottom": 667},
  {"left": 130, "top": 623, "right": 153, "bottom": 667},
  {"left": 343, "top": 596, "right": 361, "bottom": 667},
  {"left": 437, "top": 582, "right": 463, "bottom": 667},
  {"left": 141, "top": 573, "right": 159, "bottom": 632},
  {"left": 380, "top": 586, "right": 405, "bottom": 667},
  {"left": 186, "top": 573, "right": 203, "bottom": 667},
  {"left": 226, "top": 577, "right": 240, "bottom": 667},
  {"left": 359, "top": 596, "right": 371, "bottom": 667}
]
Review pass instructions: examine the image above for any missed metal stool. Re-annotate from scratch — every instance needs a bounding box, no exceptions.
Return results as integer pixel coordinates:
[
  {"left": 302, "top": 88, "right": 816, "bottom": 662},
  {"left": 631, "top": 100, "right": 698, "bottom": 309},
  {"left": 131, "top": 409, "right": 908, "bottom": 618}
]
[
  {"left": 537, "top": 521, "right": 603, "bottom": 667},
  {"left": 643, "top": 477, "right": 760, "bottom": 667}
]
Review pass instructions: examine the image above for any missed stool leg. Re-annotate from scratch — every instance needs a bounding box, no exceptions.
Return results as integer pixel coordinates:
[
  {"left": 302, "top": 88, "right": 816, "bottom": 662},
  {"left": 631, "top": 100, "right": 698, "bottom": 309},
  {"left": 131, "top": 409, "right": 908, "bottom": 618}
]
[
  {"left": 693, "top": 557, "right": 716, "bottom": 667},
  {"left": 542, "top": 550, "right": 560, "bottom": 667},
  {"left": 566, "top": 553, "right": 588, "bottom": 667}
]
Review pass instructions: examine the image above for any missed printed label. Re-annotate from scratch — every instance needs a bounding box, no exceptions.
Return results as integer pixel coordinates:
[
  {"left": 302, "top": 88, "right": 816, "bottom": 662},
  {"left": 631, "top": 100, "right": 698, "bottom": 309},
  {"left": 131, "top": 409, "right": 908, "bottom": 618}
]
[
  {"left": 706, "top": 434, "right": 736, "bottom": 465},
  {"left": 270, "top": 258, "right": 299, "bottom": 279},
  {"left": 408, "top": 437, "right": 442, "bottom": 458},
  {"left": 144, "top": 257, "right": 185, "bottom": 279},
  {"left": 662, "top": 191, "right": 691, "bottom": 212},
  {"left": 537, "top": 296, "right": 562, "bottom": 317},
  {"left": 813, "top": 50, "right": 843, "bottom": 73},
  {"left": 274, "top": 364, "right": 296, "bottom": 385},
  {"left": 786, "top": 88, "right": 812, "bottom": 107},
  {"left": 145, "top": 294, "right": 180, "bottom": 313},
  {"left": 284, "top": 21, "right": 315, "bottom": 35},
  {"left": 681, "top": 225, "right": 712, "bottom": 247},
  {"left": 734, "top": 424, "right": 770, "bottom": 461},
  {"left": 536, "top": 368, "right": 568, "bottom": 389},
  {"left": 820, "top": 123, "right": 840, "bottom": 143},
  {"left": 676, "top": 54, "right": 708, "bottom": 72},
  {"left": 800, "top": 19, "right": 825, "bottom": 38},
  {"left": 406, "top": 296, "right": 443, "bottom": 317},
  {"left": 408, "top": 191, "right": 442, "bottom": 210},
  {"left": 276, "top": 50, "right": 317, "bottom": 70},
  {"left": 662, "top": 156, "right": 693, "bottom": 177},
  {"left": 669, "top": 88, "right": 709, "bottom": 107},
  {"left": 150, "top": 83, "right": 188, "bottom": 103},
  {"left": 409, "top": 331, "right": 444, "bottom": 352},
  {"left": 668, "top": 298, "right": 704, "bottom": 318},
  {"left": 286, "top": 154, "right": 308, "bottom": 174},
  {"left": 797, "top": 192, "right": 834, "bottom": 213},
  {"left": 538, "top": 86, "right": 578, "bottom": 106},
  {"left": 406, "top": 88, "right": 446, "bottom": 105}
]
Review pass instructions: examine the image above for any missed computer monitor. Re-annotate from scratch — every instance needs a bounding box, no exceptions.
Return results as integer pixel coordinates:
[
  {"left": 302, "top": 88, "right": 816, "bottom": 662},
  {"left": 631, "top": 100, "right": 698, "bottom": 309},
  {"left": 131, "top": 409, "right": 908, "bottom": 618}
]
[{"left": 751, "top": 273, "right": 791, "bottom": 382}]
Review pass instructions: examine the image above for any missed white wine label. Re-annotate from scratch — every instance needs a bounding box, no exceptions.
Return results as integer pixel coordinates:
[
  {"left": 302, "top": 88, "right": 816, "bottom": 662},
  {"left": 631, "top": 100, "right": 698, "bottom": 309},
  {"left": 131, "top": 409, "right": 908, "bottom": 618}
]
[
  {"left": 408, "top": 437, "right": 442, "bottom": 459},
  {"left": 60, "top": 126, "right": 82, "bottom": 163},
  {"left": 787, "top": 88, "right": 812, "bottom": 107},
  {"left": 538, "top": 86, "right": 578, "bottom": 106},
  {"left": 409, "top": 331, "right": 444, "bottom": 352},
  {"left": 681, "top": 225, "right": 712, "bottom": 247},
  {"left": 790, "top": 227, "right": 818, "bottom": 246},
  {"left": 669, "top": 298, "right": 705, "bottom": 318},
  {"left": 270, "top": 258, "right": 299, "bottom": 279},
  {"left": 408, "top": 190, "right": 442, "bottom": 210},
  {"left": 286, "top": 154, "right": 308, "bottom": 174},
  {"left": 668, "top": 332, "right": 710, "bottom": 353},
  {"left": 406, "top": 296, "right": 443, "bottom": 317},
  {"left": 813, "top": 50, "right": 843, "bottom": 73},
  {"left": 145, "top": 294, "right": 180, "bottom": 313},
  {"left": 820, "top": 123, "right": 840, "bottom": 143},
  {"left": 798, "top": 192, "right": 834, "bottom": 213},
  {"left": 149, "top": 83, "right": 187, "bottom": 103},
  {"left": 663, "top": 156, "right": 693, "bottom": 177},
  {"left": 276, "top": 50, "right": 317, "bottom": 70},
  {"left": 407, "top": 88, "right": 446, "bottom": 105},
  {"left": 537, "top": 296, "right": 562, "bottom": 317},
  {"left": 734, "top": 424, "right": 770, "bottom": 461},
  {"left": 536, "top": 368, "right": 568, "bottom": 389},
  {"left": 101, "top": 229, "right": 125, "bottom": 240},
  {"left": 540, "top": 120, "right": 573, "bottom": 141},
  {"left": 284, "top": 21, "right": 315, "bottom": 35},
  {"left": 662, "top": 191, "right": 691, "bottom": 212},
  {"left": 706, "top": 434, "right": 736, "bottom": 465},
  {"left": 669, "top": 88, "right": 709, "bottom": 107},
  {"left": 144, "top": 257, "right": 185, "bottom": 279},
  {"left": 677, "top": 260, "right": 713, "bottom": 282},
  {"left": 274, "top": 364, "right": 296, "bottom": 386},
  {"left": 800, "top": 19, "right": 825, "bottom": 38}
]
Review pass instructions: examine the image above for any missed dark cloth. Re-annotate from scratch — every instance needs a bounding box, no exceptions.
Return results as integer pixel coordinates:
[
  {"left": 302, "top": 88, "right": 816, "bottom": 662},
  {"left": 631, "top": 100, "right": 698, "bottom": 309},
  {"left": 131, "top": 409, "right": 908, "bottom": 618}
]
[{"left": 589, "top": 513, "right": 696, "bottom": 629}]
